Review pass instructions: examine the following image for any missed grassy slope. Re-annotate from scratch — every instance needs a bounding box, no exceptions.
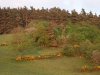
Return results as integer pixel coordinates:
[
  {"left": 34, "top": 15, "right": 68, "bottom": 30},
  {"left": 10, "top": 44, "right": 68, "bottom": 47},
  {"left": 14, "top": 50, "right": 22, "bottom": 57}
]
[{"left": 0, "top": 34, "right": 100, "bottom": 75}]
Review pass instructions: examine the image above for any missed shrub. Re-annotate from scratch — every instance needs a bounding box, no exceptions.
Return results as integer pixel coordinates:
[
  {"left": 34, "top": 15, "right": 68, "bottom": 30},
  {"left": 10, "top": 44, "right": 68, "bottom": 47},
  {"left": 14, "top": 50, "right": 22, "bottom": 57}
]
[
  {"left": 32, "top": 26, "right": 50, "bottom": 47},
  {"left": 16, "top": 55, "right": 22, "bottom": 60},
  {"left": 63, "top": 45, "right": 75, "bottom": 56},
  {"left": 64, "top": 21, "right": 100, "bottom": 43},
  {"left": 93, "top": 36, "right": 100, "bottom": 44},
  {"left": 91, "top": 50, "right": 100, "bottom": 64},
  {"left": 78, "top": 40, "right": 93, "bottom": 59},
  {"left": 92, "top": 43, "right": 100, "bottom": 51},
  {"left": 11, "top": 26, "right": 31, "bottom": 55},
  {"left": 53, "top": 25, "right": 66, "bottom": 46},
  {"left": 16, "top": 52, "right": 63, "bottom": 61},
  {"left": 66, "top": 33, "right": 85, "bottom": 45},
  {"left": 27, "top": 20, "right": 49, "bottom": 28},
  {"left": 81, "top": 65, "right": 88, "bottom": 71},
  {"left": 56, "top": 35, "right": 66, "bottom": 46},
  {"left": 80, "top": 22, "right": 100, "bottom": 43},
  {"left": 53, "top": 28, "right": 59, "bottom": 38},
  {"left": 53, "top": 25, "right": 63, "bottom": 37},
  {"left": 26, "top": 20, "right": 50, "bottom": 47},
  {"left": 11, "top": 32, "right": 33, "bottom": 55},
  {"left": 37, "top": 21, "right": 49, "bottom": 28},
  {"left": 64, "top": 21, "right": 74, "bottom": 35},
  {"left": 1, "top": 42, "right": 7, "bottom": 46}
]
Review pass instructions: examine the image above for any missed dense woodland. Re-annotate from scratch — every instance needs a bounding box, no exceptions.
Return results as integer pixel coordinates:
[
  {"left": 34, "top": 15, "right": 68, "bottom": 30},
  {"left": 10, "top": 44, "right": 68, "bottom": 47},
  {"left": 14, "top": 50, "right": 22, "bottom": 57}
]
[{"left": 0, "top": 6, "right": 100, "bottom": 34}]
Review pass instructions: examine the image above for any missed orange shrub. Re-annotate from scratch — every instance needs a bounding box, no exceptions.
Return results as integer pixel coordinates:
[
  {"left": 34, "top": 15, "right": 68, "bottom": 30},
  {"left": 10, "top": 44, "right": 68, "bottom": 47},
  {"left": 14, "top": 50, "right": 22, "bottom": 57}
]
[
  {"left": 81, "top": 65, "right": 88, "bottom": 71},
  {"left": 1, "top": 42, "right": 7, "bottom": 46},
  {"left": 16, "top": 52, "right": 63, "bottom": 61},
  {"left": 16, "top": 56, "right": 22, "bottom": 60}
]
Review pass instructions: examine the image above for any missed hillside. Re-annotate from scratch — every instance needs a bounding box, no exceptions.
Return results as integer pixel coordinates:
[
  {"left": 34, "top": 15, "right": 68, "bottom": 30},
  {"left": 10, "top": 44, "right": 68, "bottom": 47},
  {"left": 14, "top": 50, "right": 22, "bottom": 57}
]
[{"left": 0, "top": 34, "right": 100, "bottom": 75}]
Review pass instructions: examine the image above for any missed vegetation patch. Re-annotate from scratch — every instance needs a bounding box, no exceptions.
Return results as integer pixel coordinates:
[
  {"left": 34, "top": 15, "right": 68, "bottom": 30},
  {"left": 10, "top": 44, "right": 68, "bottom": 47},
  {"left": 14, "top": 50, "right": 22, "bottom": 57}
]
[
  {"left": 1, "top": 19, "right": 100, "bottom": 74},
  {"left": 16, "top": 52, "right": 62, "bottom": 61},
  {"left": 0, "top": 42, "right": 7, "bottom": 46},
  {"left": 78, "top": 65, "right": 100, "bottom": 72}
]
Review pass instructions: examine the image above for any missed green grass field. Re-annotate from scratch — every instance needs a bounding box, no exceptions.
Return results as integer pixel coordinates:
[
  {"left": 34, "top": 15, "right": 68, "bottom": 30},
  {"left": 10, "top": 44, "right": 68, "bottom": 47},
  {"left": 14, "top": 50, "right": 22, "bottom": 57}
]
[{"left": 0, "top": 34, "right": 100, "bottom": 75}]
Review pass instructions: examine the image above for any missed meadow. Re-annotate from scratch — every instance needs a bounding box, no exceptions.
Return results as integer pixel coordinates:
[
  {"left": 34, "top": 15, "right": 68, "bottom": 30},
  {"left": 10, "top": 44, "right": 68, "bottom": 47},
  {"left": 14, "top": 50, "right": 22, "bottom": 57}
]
[{"left": 0, "top": 34, "right": 100, "bottom": 75}]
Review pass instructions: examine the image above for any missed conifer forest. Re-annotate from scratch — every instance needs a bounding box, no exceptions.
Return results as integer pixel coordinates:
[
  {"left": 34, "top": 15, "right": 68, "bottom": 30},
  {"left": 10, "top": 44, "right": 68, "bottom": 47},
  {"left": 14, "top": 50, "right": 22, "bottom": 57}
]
[{"left": 0, "top": 6, "right": 100, "bottom": 34}]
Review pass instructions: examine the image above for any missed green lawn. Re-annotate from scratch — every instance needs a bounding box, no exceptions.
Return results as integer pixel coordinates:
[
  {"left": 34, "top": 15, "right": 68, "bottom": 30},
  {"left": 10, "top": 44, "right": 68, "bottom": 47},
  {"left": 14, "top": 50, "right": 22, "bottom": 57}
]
[{"left": 0, "top": 34, "right": 100, "bottom": 75}]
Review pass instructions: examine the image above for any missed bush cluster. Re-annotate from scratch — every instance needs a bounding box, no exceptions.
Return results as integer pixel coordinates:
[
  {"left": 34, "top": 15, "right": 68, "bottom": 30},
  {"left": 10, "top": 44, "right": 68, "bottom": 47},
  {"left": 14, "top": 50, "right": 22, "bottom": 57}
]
[
  {"left": 11, "top": 20, "right": 100, "bottom": 65},
  {"left": 63, "top": 21, "right": 100, "bottom": 64},
  {"left": 16, "top": 52, "right": 62, "bottom": 60},
  {"left": 79, "top": 65, "right": 100, "bottom": 72}
]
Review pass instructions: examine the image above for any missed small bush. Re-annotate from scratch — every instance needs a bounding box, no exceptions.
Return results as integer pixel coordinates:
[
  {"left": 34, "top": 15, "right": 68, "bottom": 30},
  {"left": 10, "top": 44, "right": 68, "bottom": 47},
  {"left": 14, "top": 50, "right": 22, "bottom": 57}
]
[
  {"left": 78, "top": 40, "right": 93, "bottom": 59},
  {"left": 92, "top": 50, "right": 100, "bottom": 64},
  {"left": 81, "top": 65, "right": 88, "bottom": 71},
  {"left": 11, "top": 32, "right": 34, "bottom": 56},
  {"left": 93, "top": 36, "right": 100, "bottom": 44},
  {"left": 1, "top": 42, "right": 7, "bottom": 46},
  {"left": 63, "top": 45, "right": 75, "bottom": 56},
  {"left": 32, "top": 26, "right": 50, "bottom": 47},
  {"left": 93, "top": 43, "right": 100, "bottom": 51},
  {"left": 56, "top": 35, "right": 66, "bottom": 46}
]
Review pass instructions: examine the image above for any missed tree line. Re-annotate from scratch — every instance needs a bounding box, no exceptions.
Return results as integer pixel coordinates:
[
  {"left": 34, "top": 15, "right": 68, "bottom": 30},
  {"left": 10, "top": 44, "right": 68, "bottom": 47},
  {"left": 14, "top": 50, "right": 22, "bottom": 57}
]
[{"left": 0, "top": 6, "right": 100, "bottom": 34}]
